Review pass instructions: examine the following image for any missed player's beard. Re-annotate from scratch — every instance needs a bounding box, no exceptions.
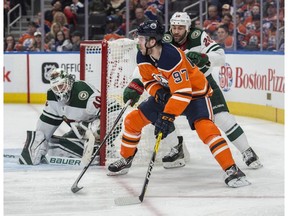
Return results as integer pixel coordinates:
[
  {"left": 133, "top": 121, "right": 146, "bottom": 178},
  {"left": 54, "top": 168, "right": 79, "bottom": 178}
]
[{"left": 173, "top": 32, "right": 187, "bottom": 45}]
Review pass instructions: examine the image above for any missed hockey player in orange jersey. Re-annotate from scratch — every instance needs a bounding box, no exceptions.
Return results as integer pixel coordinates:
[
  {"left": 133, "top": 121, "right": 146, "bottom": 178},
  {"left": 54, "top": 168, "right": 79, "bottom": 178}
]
[{"left": 107, "top": 20, "right": 250, "bottom": 187}]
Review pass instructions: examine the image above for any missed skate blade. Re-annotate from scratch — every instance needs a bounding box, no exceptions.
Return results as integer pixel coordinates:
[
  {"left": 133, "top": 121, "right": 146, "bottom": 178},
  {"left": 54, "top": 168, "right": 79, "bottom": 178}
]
[
  {"left": 248, "top": 160, "right": 263, "bottom": 169},
  {"left": 163, "top": 159, "right": 185, "bottom": 169},
  {"left": 106, "top": 168, "right": 129, "bottom": 176},
  {"left": 227, "top": 177, "right": 251, "bottom": 188}
]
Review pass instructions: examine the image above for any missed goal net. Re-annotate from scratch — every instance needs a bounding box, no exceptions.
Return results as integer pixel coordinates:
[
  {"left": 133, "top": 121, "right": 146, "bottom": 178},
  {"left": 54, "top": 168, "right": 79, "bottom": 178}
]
[{"left": 80, "top": 39, "right": 173, "bottom": 166}]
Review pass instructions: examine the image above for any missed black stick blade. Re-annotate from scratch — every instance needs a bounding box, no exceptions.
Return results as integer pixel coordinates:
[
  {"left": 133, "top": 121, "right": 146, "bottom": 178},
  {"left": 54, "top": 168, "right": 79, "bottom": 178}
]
[{"left": 71, "top": 183, "right": 83, "bottom": 193}]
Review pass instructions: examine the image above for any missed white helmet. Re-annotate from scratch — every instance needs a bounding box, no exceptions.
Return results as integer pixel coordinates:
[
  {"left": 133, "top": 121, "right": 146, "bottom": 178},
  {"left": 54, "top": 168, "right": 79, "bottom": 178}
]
[
  {"left": 49, "top": 68, "right": 75, "bottom": 103},
  {"left": 170, "top": 12, "right": 192, "bottom": 31}
]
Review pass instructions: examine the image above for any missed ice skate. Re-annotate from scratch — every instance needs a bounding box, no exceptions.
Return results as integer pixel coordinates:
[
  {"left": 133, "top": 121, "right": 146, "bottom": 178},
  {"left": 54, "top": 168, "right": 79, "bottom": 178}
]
[
  {"left": 107, "top": 149, "right": 137, "bottom": 176},
  {"left": 242, "top": 147, "right": 263, "bottom": 169},
  {"left": 224, "top": 165, "right": 251, "bottom": 188},
  {"left": 162, "top": 136, "right": 185, "bottom": 169}
]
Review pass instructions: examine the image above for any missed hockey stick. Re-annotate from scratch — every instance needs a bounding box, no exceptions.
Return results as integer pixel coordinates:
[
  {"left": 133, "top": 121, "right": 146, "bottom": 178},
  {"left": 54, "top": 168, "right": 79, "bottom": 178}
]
[
  {"left": 114, "top": 132, "right": 163, "bottom": 206},
  {"left": 71, "top": 99, "right": 132, "bottom": 193}
]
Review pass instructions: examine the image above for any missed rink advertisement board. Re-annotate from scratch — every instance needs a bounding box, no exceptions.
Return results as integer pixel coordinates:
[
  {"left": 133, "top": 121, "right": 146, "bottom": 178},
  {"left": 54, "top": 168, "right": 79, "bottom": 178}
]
[
  {"left": 211, "top": 53, "right": 284, "bottom": 122},
  {"left": 212, "top": 54, "right": 284, "bottom": 109},
  {"left": 4, "top": 54, "right": 28, "bottom": 102},
  {"left": 3, "top": 52, "right": 284, "bottom": 123}
]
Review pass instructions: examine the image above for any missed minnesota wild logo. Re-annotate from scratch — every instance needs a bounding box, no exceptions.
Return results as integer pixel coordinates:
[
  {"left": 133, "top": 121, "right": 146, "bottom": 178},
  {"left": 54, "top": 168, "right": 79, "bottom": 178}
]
[
  {"left": 78, "top": 91, "right": 89, "bottom": 100},
  {"left": 191, "top": 30, "right": 201, "bottom": 39},
  {"left": 162, "top": 34, "right": 173, "bottom": 42}
]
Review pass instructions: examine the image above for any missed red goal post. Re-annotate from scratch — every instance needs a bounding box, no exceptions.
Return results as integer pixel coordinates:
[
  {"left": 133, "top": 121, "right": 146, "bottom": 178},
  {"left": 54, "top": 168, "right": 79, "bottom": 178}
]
[
  {"left": 80, "top": 39, "right": 139, "bottom": 165},
  {"left": 79, "top": 38, "right": 174, "bottom": 166}
]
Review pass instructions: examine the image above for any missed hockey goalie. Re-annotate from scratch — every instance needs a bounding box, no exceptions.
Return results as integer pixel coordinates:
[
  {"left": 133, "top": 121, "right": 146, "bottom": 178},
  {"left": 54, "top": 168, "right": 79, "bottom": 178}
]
[{"left": 19, "top": 68, "right": 122, "bottom": 165}]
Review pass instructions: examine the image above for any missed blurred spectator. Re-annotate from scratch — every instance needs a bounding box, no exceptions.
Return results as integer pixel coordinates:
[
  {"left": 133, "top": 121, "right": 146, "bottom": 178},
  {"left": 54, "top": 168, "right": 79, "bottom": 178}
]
[
  {"left": 235, "top": 12, "right": 248, "bottom": 50},
  {"left": 45, "top": 1, "right": 62, "bottom": 23},
  {"left": 265, "top": 18, "right": 277, "bottom": 51},
  {"left": 4, "top": 35, "right": 16, "bottom": 52},
  {"left": 63, "top": 0, "right": 84, "bottom": 29},
  {"left": 28, "top": 31, "right": 49, "bottom": 52},
  {"left": 144, "top": 0, "right": 165, "bottom": 23},
  {"left": 192, "top": 19, "right": 201, "bottom": 29},
  {"left": 130, "top": 6, "right": 149, "bottom": 30},
  {"left": 239, "top": 0, "right": 255, "bottom": 21},
  {"left": 45, "top": 22, "right": 62, "bottom": 44},
  {"left": 221, "top": 4, "right": 231, "bottom": 16},
  {"left": 106, "top": 0, "right": 126, "bottom": 16},
  {"left": 53, "top": 11, "right": 69, "bottom": 28},
  {"left": 15, "top": 21, "right": 38, "bottom": 51},
  {"left": 235, "top": 0, "right": 245, "bottom": 15},
  {"left": 105, "top": 15, "right": 124, "bottom": 35},
  {"left": 34, "top": 12, "right": 51, "bottom": 34},
  {"left": 220, "top": 13, "right": 234, "bottom": 34},
  {"left": 244, "top": 14, "right": 266, "bottom": 51},
  {"left": 71, "top": 30, "right": 82, "bottom": 51},
  {"left": 137, "top": 0, "right": 148, "bottom": 9},
  {"left": 216, "top": 24, "right": 234, "bottom": 50},
  {"left": 51, "top": 30, "right": 73, "bottom": 52},
  {"left": 243, "top": 3, "right": 260, "bottom": 26},
  {"left": 89, "top": 0, "right": 108, "bottom": 14},
  {"left": 70, "top": 0, "right": 84, "bottom": 13},
  {"left": 203, "top": 5, "right": 221, "bottom": 40},
  {"left": 52, "top": 11, "right": 70, "bottom": 38},
  {"left": 51, "top": 0, "right": 73, "bottom": 11},
  {"left": 264, "top": 2, "right": 278, "bottom": 22}
]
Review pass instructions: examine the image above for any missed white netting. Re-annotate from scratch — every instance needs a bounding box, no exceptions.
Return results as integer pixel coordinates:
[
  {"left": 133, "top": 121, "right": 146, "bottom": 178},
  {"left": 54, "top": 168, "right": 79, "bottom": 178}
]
[{"left": 81, "top": 39, "right": 174, "bottom": 166}]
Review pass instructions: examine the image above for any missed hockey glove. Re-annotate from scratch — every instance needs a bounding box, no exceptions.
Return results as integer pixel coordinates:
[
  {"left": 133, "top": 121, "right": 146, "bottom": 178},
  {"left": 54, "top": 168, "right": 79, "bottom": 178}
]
[
  {"left": 155, "top": 88, "right": 171, "bottom": 105},
  {"left": 123, "top": 78, "right": 144, "bottom": 106},
  {"left": 186, "top": 51, "right": 210, "bottom": 68},
  {"left": 154, "top": 112, "right": 175, "bottom": 139}
]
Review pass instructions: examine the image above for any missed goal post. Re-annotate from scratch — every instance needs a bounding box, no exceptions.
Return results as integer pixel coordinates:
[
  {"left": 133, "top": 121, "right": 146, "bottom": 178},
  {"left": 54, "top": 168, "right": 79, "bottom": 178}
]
[
  {"left": 80, "top": 39, "right": 138, "bottom": 165},
  {"left": 80, "top": 38, "right": 176, "bottom": 166}
]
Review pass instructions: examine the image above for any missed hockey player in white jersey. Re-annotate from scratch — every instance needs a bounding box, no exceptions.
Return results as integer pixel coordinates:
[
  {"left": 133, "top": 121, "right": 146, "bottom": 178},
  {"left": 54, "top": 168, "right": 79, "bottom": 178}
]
[
  {"left": 19, "top": 68, "right": 121, "bottom": 165},
  {"left": 122, "top": 12, "right": 262, "bottom": 170},
  {"left": 161, "top": 12, "right": 262, "bottom": 169}
]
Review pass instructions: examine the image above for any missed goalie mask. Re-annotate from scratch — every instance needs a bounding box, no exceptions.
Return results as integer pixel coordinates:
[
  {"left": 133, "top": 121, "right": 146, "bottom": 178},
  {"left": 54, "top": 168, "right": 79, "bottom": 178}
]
[{"left": 49, "top": 68, "right": 75, "bottom": 103}]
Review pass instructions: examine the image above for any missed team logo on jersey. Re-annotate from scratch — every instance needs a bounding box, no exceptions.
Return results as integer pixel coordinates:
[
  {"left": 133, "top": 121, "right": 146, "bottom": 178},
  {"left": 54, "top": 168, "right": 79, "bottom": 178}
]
[
  {"left": 152, "top": 73, "right": 169, "bottom": 88},
  {"left": 78, "top": 91, "right": 89, "bottom": 100},
  {"left": 191, "top": 30, "right": 201, "bottom": 39},
  {"left": 162, "top": 34, "right": 173, "bottom": 43}
]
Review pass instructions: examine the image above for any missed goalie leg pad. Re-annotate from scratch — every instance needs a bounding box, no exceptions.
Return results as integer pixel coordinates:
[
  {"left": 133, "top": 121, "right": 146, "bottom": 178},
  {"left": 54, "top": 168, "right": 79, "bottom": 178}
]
[
  {"left": 19, "top": 131, "right": 48, "bottom": 165},
  {"left": 81, "top": 129, "right": 96, "bottom": 166},
  {"left": 49, "top": 135, "right": 84, "bottom": 158}
]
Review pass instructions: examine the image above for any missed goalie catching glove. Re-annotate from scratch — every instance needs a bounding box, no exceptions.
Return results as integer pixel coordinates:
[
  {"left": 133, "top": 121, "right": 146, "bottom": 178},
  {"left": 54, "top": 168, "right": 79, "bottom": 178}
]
[
  {"left": 154, "top": 112, "right": 175, "bottom": 139},
  {"left": 123, "top": 78, "right": 144, "bottom": 106},
  {"left": 186, "top": 51, "right": 210, "bottom": 68}
]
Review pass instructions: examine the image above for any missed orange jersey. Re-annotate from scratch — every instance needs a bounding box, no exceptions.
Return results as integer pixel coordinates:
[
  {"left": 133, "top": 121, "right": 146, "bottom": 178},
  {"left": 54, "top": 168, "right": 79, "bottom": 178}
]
[{"left": 137, "top": 43, "right": 212, "bottom": 116}]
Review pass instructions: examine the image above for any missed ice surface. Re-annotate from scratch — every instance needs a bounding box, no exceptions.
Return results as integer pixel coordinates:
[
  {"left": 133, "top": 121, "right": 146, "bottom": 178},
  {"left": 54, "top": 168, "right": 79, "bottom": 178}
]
[{"left": 3, "top": 104, "right": 285, "bottom": 216}]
